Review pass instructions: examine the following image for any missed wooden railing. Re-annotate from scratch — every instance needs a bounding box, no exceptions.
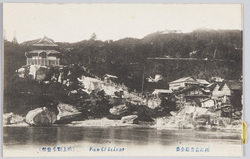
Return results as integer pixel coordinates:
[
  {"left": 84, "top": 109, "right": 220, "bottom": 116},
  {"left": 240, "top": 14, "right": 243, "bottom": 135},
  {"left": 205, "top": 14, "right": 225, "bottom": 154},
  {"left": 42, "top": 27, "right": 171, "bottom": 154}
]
[{"left": 26, "top": 58, "right": 60, "bottom": 66}]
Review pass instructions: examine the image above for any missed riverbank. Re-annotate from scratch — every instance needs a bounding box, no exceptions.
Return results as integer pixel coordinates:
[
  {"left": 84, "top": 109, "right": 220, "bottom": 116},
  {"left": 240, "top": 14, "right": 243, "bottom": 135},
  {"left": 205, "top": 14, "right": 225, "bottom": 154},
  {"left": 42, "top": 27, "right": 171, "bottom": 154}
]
[
  {"left": 3, "top": 113, "right": 242, "bottom": 133},
  {"left": 67, "top": 117, "right": 242, "bottom": 131}
]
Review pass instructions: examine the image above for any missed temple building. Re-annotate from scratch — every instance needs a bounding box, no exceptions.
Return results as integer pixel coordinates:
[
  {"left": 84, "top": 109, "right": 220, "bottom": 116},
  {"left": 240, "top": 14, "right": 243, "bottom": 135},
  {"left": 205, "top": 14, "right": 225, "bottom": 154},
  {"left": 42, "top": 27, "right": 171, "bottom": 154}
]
[{"left": 25, "top": 36, "right": 61, "bottom": 66}]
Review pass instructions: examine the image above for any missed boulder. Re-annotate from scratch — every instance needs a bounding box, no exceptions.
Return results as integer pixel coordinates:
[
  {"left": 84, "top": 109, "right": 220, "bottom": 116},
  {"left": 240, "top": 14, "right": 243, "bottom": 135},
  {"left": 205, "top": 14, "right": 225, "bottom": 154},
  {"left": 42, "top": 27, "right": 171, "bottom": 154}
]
[
  {"left": 109, "top": 104, "right": 129, "bottom": 116},
  {"left": 177, "top": 120, "right": 195, "bottom": 129},
  {"left": 231, "top": 120, "right": 242, "bottom": 125},
  {"left": 226, "top": 120, "right": 242, "bottom": 130},
  {"left": 194, "top": 114, "right": 211, "bottom": 125},
  {"left": 26, "top": 107, "right": 57, "bottom": 126},
  {"left": 233, "top": 111, "right": 242, "bottom": 119},
  {"left": 147, "top": 98, "right": 161, "bottom": 109},
  {"left": 28, "top": 65, "right": 39, "bottom": 80},
  {"left": 121, "top": 115, "right": 138, "bottom": 124},
  {"left": 36, "top": 66, "right": 49, "bottom": 81},
  {"left": 55, "top": 102, "right": 82, "bottom": 123},
  {"left": 3, "top": 112, "right": 25, "bottom": 125},
  {"left": 109, "top": 98, "right": 127, "bottom": 106},
  {"left": 132, "top": 105, "right": 156, "bottom": 122},
  {"left": 17, "top": 68, "right": 26, "bottom": 78}
]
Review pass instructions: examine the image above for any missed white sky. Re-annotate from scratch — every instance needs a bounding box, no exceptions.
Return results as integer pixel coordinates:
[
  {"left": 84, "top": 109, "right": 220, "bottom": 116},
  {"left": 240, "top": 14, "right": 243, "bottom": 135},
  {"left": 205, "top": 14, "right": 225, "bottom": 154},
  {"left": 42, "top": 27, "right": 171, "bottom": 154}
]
[{"left": 3, "top": 3, "right": 243, "bottom": 43}]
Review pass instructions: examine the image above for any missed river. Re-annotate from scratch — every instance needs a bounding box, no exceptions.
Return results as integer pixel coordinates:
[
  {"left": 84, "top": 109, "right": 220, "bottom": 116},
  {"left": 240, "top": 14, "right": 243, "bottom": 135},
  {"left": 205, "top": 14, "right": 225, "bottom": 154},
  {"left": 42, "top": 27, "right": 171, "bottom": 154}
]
[{"left": 3, "top": 126, "right": 242, "bottom": 157}]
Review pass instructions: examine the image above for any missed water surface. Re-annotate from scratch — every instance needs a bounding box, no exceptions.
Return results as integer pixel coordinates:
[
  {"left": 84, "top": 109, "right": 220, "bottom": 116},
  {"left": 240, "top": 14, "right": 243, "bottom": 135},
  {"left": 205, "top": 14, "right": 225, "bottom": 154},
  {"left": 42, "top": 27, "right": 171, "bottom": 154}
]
[{"left": 3, "top": 126, "right": 242, "bottom": 156}]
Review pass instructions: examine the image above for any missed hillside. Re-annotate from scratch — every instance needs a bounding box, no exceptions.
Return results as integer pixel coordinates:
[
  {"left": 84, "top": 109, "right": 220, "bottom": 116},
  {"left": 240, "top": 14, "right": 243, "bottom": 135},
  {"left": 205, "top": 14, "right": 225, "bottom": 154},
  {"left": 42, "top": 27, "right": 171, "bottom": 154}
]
[{"left": 6, "top": 29, "right": 242, "bottom": 92}]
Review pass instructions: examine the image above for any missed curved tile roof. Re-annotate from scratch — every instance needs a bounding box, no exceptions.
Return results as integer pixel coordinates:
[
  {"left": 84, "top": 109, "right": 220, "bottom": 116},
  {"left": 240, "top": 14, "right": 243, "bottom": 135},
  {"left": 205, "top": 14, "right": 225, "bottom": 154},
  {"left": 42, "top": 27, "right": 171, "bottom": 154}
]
[{"left": 32, "top": 36, "right": 58, "bottom": 47}]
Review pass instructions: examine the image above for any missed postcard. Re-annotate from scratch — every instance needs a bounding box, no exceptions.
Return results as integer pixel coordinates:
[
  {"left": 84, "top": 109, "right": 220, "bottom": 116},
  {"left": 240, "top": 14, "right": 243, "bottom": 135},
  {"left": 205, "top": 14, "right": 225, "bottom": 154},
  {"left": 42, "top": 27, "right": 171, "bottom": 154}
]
[{"left": 2, "top": 3, "right": 243, "bottom": 157}]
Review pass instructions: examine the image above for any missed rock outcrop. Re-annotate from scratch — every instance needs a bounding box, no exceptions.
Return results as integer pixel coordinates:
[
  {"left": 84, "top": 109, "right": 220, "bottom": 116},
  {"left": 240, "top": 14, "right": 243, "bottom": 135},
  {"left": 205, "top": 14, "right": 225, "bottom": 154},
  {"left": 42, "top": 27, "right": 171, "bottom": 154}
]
[
  {"left": 25, "top": 107, "right": 57, "bottom": 126},
  {"left": 56, "top": 102, "right": 82, "bottom": 123},
  {"left": 121, "top": 115, "right": 138, "bottom": 124},
  {"left": 109, "top": 104, "right": 129, "bottom": 116},
  {"left": 3, "top": 112, "right": 25, "bottom": 125},
  {"left": 155, "top": 106, "right": 218, "bottom": 129}
]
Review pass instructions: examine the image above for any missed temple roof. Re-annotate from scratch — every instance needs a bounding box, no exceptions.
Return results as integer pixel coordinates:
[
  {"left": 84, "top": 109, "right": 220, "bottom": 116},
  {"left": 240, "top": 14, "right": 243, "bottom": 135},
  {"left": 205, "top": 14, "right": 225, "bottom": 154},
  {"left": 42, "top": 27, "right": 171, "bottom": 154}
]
[{"left": 32, "top": 36, "right": 58, "bottom": 47}]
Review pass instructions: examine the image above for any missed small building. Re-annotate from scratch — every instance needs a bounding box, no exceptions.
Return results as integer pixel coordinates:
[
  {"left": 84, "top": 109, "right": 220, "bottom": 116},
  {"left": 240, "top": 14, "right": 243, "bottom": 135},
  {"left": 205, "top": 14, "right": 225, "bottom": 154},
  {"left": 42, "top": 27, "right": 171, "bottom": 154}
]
[
  {"left": 169, "top": 76, "right": 199, "bottom": 90},
  {"left": 25, "top": 36, "right": 61, "bottom": 66},
  {"left": 211, "top": 80, "right": 242, "bottom": 109},
  {"left": 152, "top": 89, "right": 172, "bottom": 98},
  {"left": 176, "top": 86, "right": 210, "bottom": 107},
  {"left": 103, "top": 74, "right": 118, "bottom": 83},
  {"left": 212, "top": 82, "right": 230, "bottom": 98}
]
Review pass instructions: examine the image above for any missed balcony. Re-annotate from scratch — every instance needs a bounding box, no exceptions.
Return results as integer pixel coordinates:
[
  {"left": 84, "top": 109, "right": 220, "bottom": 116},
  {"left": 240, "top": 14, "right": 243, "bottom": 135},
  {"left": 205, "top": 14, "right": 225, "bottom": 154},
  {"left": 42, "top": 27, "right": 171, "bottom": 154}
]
[{"left": 26, "top": 58, "right": 60, "bottom": 66}]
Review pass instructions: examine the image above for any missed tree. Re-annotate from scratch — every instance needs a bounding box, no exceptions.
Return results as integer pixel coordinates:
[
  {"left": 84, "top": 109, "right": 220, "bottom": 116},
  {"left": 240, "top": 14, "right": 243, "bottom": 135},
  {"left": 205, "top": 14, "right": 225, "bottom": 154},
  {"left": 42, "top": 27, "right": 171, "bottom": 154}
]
[
  {"left": 81, "top": 90, "right": 112, "bottom": 118},
  {"left": 90, "top": 33, "right": 97, "bottom": 41}
]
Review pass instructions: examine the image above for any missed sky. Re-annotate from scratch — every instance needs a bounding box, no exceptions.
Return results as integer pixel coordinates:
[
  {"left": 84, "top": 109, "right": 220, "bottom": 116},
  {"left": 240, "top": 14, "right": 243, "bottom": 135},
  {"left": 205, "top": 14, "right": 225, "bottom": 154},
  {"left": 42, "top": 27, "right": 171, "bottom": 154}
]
[{"left": 3, "top": 3, "right": 243, "bottom": 43}]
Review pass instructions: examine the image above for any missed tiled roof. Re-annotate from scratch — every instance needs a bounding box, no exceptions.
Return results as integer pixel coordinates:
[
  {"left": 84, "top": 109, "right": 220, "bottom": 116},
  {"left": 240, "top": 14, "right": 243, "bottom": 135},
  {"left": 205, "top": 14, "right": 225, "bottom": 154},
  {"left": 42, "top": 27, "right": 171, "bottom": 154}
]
[
  {"left": 196, "top": 79, "right": 210, "bottom": 85},
  {"left": 169, "top": 76, "right": 197, "bottom": 84},
  {"left": 206, "top": 83, "right": 217, "bottom": 91},
  {"left": 210, "top": 80, "right": 242, "bottom": 91},
  {"left": 32, "top": 36, "right": 58, "bottom": 47},
  {"left": 176, "top": 85, "right": 209, "bottom": 95}
]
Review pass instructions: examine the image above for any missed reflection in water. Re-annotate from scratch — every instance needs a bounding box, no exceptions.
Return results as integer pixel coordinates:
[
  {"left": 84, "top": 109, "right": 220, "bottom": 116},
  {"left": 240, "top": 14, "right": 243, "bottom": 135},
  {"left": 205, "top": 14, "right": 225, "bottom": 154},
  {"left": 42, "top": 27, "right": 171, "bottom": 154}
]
[{"left": 3, "top": 126, "right": 241, "bottom": 149}]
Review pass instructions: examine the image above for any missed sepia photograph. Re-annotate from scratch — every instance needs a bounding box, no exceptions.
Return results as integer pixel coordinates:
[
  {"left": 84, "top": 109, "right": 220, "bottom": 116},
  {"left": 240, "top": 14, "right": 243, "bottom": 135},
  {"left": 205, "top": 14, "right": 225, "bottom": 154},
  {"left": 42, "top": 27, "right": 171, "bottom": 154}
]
[{"left": 2, "top": 3, "right": 243, "bottom": 157}]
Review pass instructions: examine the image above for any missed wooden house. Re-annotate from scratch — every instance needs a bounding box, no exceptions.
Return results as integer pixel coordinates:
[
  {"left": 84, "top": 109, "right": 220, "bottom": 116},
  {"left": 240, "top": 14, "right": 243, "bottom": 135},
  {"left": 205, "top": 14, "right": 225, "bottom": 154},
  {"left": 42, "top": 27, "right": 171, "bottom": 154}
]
[
  {"left": 168, "top": 76, "right": 199, "bottom": 90},
  {"left": 152, "top": 89, "right": 172, "bottom": 98},
  {"left": 211, "top": 80, "right": 242, "bottom": 109},
  {"left": 25, "top": 36, "right": 61, "bottom": 66},
  {"left": 176, "top": 86, "right": 210, "bottom": 107}
]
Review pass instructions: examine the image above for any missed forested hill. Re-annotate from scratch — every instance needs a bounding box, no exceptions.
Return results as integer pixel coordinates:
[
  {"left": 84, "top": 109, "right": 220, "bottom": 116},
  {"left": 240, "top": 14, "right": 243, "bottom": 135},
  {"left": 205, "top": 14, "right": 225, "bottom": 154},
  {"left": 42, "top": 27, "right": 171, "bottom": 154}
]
[
  {"left": 58, "top": 29, "right": 242, "bottom": 64},
  {"left": 5, "top": 29, "right": 242, "bottom": 92},
  {"left": 58, "top": 29, "right": 242, "bottom": 91}
]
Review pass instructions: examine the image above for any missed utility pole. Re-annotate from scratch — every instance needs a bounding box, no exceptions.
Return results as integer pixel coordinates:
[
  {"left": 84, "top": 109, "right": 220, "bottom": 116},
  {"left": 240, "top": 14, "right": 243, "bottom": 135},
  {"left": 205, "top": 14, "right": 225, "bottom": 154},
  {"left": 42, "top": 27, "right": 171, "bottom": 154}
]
[
  {"left": 213, "top": 46, "right": 217, "bottom": 59},
  {"left": 141, "top": 65, "right": 145, "bottom": 96}
]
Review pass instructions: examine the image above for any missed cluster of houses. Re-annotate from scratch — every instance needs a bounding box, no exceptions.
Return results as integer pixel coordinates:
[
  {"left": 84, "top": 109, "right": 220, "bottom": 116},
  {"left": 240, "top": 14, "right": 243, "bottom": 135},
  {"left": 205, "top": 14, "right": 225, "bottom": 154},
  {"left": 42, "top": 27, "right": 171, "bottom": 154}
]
[
  {"left": 24, "top": 36, "right": 242, "bottom": 119},
  {"left": 152, "top": 76, "right": 242, "bottom": 118}
]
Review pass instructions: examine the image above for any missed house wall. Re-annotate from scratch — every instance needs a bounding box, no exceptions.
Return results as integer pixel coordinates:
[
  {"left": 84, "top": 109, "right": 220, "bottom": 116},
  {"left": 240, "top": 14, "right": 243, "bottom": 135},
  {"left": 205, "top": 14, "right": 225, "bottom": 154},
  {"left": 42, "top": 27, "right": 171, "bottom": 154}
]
[
  {"left": 169, "top": 82, "right": 185, "bottom": 90},
  {"left": 201, "top": 99, "right": 215, "bottom": 108},
  {"left": 186, "top": 89, "right": 204, "bottom": 96},
  {"left": 212, "top": 84, "right": 231, "bottom": 97},
  {"left": 221, "top": 84, "right": 231, "bottom": 95}
]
